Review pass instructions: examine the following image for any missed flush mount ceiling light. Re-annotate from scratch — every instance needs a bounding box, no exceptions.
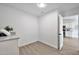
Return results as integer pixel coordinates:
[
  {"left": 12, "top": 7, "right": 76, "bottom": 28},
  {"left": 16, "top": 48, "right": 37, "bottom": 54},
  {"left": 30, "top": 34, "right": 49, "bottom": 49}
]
[{"left": 37, "top": 3, "right": 47, "bottom": 8}]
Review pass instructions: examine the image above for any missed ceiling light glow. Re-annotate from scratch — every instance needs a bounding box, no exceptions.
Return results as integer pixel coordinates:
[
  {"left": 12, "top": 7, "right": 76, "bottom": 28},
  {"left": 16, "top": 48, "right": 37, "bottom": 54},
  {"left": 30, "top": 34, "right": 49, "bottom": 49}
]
[{"left": 37, "top": 3, "right": 47, "bottom": 8}]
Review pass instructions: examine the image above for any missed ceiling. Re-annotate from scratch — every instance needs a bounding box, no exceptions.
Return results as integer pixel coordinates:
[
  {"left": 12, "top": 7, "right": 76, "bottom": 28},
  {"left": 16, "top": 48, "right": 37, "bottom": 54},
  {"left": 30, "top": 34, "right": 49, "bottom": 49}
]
[{"left": 1, "top": 3, "right": 79, "bottom": 17}]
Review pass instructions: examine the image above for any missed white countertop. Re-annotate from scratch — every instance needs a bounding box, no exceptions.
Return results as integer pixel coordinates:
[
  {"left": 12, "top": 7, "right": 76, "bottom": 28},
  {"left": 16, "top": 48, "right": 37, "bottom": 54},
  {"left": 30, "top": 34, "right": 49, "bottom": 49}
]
[{"left": 0, "top": 35, "right": 19, "bottom": 42}]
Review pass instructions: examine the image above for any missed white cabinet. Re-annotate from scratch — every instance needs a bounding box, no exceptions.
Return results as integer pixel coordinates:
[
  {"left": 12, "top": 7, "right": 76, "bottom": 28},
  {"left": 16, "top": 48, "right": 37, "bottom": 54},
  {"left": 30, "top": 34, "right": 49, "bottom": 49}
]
[{"left": 0, "top": 39, "right": 19, "bottom": 55}]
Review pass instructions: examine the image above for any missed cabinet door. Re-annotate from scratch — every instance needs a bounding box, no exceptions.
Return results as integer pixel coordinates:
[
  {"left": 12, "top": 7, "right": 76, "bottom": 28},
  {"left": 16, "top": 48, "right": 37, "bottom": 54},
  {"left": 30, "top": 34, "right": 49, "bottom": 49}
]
[{"left": 0, "top": 40, "right": 19, "bottom": 55}]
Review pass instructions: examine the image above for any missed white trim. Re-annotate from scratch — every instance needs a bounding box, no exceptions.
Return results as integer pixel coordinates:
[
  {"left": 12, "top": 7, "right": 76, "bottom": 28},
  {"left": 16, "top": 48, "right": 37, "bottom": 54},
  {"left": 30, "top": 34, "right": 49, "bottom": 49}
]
[
  {"left": 18, "top": 40, "right": 38, "bottom": 47},
  {"left": 38, "top": 40, "right": 58, "bottom": 49}
]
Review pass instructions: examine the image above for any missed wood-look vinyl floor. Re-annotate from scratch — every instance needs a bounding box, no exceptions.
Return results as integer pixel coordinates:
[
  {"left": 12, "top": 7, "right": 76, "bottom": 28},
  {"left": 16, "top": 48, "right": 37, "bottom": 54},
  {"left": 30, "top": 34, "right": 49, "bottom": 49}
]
[
  {"left": 19, "top": 38, "right": 79, "bottom": 55},
  {"left": 60, "top": 38, "right": 79, "bottom": 55}
]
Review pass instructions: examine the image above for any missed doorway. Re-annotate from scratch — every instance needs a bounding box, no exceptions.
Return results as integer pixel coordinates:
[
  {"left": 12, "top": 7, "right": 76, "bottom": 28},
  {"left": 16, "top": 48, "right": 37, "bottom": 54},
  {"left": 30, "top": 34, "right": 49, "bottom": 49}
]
[{"left": 59, "top": 15, "right": 79, "bottom": 54}]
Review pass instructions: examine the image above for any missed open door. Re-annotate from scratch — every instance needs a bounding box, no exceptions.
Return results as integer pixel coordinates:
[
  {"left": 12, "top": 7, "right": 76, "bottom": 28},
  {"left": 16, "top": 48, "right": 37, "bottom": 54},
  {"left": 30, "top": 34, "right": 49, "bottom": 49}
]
[{"left": 58, "top": 15, "right": 63, "bottom": 50}]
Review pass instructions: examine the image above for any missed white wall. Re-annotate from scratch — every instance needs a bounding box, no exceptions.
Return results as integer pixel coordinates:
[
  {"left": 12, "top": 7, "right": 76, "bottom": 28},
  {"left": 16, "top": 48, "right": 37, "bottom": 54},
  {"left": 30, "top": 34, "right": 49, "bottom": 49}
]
[
  {"left": 71, "top": 16, "right": 78, "bottom": 38},
  {"left": 0, "top": 5, "right": 39, "bottom": 47},
  {"left": 39, "top": 11, "right": 58, "bottom": 49}
]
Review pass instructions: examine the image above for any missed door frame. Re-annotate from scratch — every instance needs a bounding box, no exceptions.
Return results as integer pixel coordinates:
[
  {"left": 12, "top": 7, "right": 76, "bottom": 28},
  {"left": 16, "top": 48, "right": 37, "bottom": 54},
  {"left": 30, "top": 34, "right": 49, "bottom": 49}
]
[
  {"left": 58, "top": 15, "right": 60, "bottom": 50},
  {"left": 57, "top": 15, "right": 63, "bottom": 50}
]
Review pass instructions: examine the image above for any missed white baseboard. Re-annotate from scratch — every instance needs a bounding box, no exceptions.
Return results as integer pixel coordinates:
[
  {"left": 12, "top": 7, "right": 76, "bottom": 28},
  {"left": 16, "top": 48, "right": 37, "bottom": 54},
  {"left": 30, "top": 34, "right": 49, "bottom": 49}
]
[
  {"left": 18, "top": 40, "right": 38, "bottom": 47},
  {"left": 38, "top": 40, "right": 58, "bottom": 49},
  {"left": 18, "top": 40, "right": 58, "bottom": 49}
]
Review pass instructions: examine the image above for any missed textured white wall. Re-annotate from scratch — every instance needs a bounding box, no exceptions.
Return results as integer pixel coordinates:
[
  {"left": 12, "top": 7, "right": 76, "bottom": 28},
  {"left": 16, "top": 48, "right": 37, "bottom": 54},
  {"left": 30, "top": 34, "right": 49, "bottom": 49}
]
[
  {"left": 0, "top": 5, "right": 39, "bottom": 47},
  {"left": 39, "top": 11, "right": 58, "bottom": 49}
]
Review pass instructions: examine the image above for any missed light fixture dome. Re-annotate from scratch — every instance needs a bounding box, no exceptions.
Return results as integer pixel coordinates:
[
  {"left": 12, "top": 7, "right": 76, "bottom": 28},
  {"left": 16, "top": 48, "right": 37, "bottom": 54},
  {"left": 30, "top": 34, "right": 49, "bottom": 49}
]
[{"left": 37, "top": 3, "right": 47, "bottom": 8}]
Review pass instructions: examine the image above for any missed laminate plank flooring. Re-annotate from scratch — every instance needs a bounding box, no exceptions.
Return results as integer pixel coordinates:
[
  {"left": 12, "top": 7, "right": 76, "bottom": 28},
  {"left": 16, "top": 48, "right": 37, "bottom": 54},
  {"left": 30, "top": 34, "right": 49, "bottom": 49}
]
[
  {"left": 60, "top": 38, "right": 79, "bottom": 55},
  {"left": 19, "top": 38, "right": 79, "bottom": 55}
]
